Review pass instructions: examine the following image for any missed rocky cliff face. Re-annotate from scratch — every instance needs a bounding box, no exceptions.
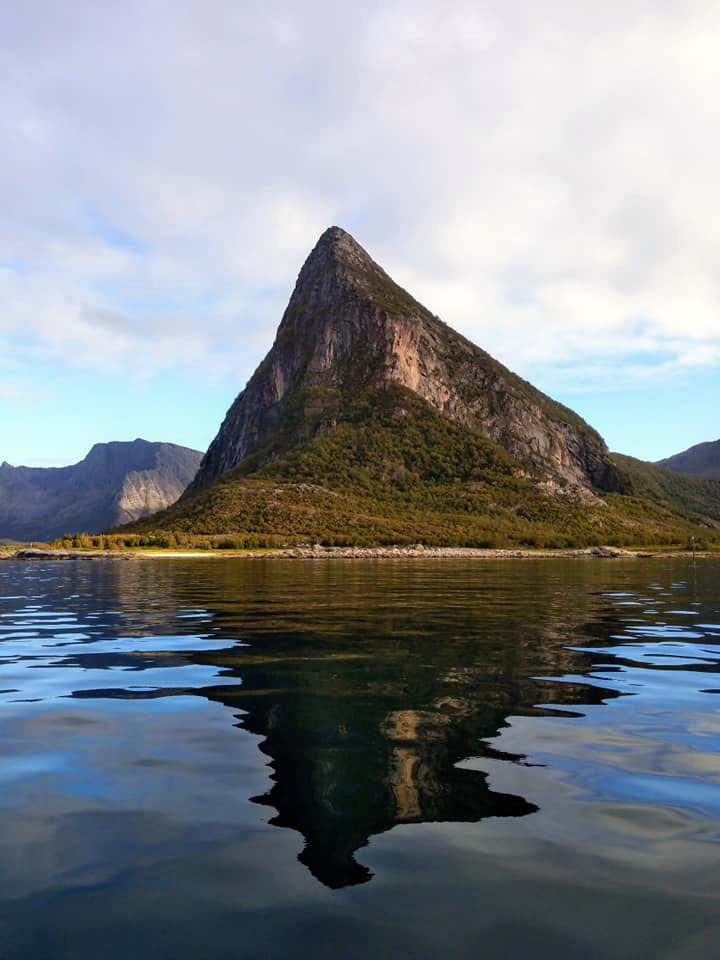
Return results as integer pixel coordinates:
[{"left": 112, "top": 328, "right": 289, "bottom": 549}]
[
  {"left": 0, "top": 440, "right": 203, "bottom": 541},
  {"left": 658, "top": 439, "right": 720, "bottom": 479},
  {"left": 191, "top": 227, "right": 618, "bottom": 495}
]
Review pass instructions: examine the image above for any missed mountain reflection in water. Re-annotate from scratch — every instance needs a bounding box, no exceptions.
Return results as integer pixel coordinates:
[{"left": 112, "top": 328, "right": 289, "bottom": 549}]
[
  {"left": 9, "top": 559, "right": 615, "bottom": 887},
  {"left": 0, "top": 557, "right": 718, "bottom": 958},
  {"left": 203, "top": 650, "right": 541, "bottom": 888}
]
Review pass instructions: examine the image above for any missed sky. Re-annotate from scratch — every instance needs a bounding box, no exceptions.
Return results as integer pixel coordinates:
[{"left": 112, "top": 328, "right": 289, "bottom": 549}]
[{"left": 1, "top": 0, "right": 719, "bottom": 467}]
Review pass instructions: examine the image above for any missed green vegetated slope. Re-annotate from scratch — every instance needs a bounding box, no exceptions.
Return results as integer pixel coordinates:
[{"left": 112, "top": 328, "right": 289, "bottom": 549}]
[
  {"left": 612, "top": 453, "right": 720, "bottom": 523},
  {"left": 122, "top": 386, "right": 718, "bottom": 549}
]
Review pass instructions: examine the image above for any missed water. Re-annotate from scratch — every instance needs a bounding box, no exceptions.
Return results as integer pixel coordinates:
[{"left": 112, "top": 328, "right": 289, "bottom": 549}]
[{"left": 0, "top": 557, "right": 718, "bottom": 958}]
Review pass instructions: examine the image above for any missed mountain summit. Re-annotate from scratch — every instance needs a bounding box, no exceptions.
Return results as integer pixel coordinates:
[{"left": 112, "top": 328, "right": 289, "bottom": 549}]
[{"left": 191, "top": 227, "right": 618, "bottom": 495}]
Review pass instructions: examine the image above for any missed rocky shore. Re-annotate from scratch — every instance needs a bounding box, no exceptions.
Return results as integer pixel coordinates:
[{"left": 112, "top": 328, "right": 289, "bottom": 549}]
[{"left": 0, "top": 545, "right": 707, "bottom": 561}]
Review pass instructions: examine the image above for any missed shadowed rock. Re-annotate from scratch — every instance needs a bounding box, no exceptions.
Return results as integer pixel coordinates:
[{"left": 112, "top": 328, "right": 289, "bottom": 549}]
[{"left": 0, "top": 439, "right": 203, "bottom": 541}]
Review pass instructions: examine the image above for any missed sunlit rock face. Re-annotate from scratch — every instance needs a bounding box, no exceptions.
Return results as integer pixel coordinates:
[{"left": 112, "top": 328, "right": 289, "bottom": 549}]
[
  {"left": 190, "top": 227, "right": 619, "bottom": 496},
  {"left": 0, "top": 440, "right": 203, "bottom": 541}
]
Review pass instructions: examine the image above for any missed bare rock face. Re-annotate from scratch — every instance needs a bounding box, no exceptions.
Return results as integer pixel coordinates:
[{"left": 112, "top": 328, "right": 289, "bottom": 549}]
[
  {"left": 0, "top": 440, "right": 203, "bottom": 541},
  {"left": 191, "top": 227, "right": 619, "bottom": 494}
]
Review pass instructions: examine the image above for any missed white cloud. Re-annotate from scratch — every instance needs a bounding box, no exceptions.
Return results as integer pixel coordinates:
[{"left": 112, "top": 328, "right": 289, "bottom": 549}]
[{"left": 1, "top": 0, "right": 719, "bottom": 397}]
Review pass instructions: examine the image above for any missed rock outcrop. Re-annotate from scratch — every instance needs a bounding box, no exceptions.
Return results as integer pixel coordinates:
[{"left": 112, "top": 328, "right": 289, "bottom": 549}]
[
  {"left": 190, "top": 227, "right": 619, "bottom": 495},
  {"left": 0, "top": 440, "right": 203, "bottom": 541}
]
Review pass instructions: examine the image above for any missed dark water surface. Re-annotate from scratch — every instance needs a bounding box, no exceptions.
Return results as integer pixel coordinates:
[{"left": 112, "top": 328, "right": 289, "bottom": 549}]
[{"left": 0, "top": 558, "right": 719, "bottom": 958}]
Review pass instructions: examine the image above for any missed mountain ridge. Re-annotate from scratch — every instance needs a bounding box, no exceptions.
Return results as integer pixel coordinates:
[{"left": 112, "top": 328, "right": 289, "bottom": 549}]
[
  {"left": 0, "top": 439, "right": 202, "bottom": 542},
  {"left": 657, "top": 439, "right": 720, "bottom": 479}
]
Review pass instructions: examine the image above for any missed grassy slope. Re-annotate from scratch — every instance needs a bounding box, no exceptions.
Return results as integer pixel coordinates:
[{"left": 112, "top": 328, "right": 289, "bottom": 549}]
[
  {"left": 612, "top": 453, "right": 720, "bottom": 523},
  {"left": 657, "top": 441, "right": 720, "bottom": 479},
  {"left": 121, "top": 388, "right": 716, "bottom": 549}
]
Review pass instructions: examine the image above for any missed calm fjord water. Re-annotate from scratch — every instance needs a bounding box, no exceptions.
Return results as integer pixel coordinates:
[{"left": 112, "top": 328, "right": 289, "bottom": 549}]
[{"left": 0, "top": 557, "right": 719, "bottom": 958}]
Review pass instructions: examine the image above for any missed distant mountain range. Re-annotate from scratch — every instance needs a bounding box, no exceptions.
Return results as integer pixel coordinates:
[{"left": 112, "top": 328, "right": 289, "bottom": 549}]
[
  {"left": 657, "top": 440, "right": 720, "bottom": 479},
  {"left": 120, "top": 227, "right": 720, "bottom": 548},
  {"left": 0, "top": 440, "right": 202, "bottom": 542}
]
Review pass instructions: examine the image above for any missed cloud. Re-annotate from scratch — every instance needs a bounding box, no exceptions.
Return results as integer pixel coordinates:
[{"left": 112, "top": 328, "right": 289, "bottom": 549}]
[{"left": 1, "top": 0, "right": 719, "bottom": 399}]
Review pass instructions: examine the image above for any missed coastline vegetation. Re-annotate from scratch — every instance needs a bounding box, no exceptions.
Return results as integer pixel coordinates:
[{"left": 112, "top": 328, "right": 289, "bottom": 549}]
[{"left": 4, "top": 532, "right": 717, "bottom": 555}]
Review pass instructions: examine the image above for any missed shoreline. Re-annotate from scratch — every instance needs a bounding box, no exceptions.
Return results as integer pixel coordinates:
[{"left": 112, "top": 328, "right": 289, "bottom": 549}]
[{"left": 0, "top": 545, "right": 712, "bottom": 562}]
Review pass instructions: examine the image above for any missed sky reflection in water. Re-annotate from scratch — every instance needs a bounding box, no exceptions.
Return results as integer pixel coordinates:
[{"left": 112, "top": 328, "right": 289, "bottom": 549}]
[{"left": 0, "top": 557, "right": 718, "bottom": 959}]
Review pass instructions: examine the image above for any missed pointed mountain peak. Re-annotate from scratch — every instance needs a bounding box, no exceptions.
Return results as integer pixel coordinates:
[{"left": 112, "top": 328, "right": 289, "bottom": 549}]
[
  {"left": 298, "top": 226, "right": 383, "bottom": 284},
  {"left": 288, "top": 226, "right": 432, "bottom": 322},
  {"left": 315, "top": 224, "right": 360, "bottom": 247},
  {"left": 188, "top": 227, "right": 619, "bottom": 496},
  {"left": 309, "top": 224, "right": 372, "bottom": 259}
]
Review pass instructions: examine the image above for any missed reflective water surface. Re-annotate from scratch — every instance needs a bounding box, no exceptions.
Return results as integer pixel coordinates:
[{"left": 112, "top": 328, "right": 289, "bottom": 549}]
[{"left": 0, "top": 557, "right": 718, "bottom": 958}]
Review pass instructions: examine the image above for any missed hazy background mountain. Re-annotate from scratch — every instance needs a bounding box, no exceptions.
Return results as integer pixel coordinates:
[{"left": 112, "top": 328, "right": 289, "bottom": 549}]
[
  {"left": 0, "top": 440, "right": 202, "bottom": 542},
  {"left": 657, "top": 440, "right": 720, "bottom": 479}
]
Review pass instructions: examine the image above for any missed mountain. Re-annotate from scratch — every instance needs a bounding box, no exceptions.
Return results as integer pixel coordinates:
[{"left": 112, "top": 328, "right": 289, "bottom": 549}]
[
  {"left": 190, "top": 227, "right": 618, "bottom": 495},
  {"left": 123, "top": 228, "right": 717, "bottom": 549},
  {"left": 0, "top": 440, "right": 203, "bottom": 542},
  {"left": 657, "top": 440, "right": 720, "bottom": 479}
]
